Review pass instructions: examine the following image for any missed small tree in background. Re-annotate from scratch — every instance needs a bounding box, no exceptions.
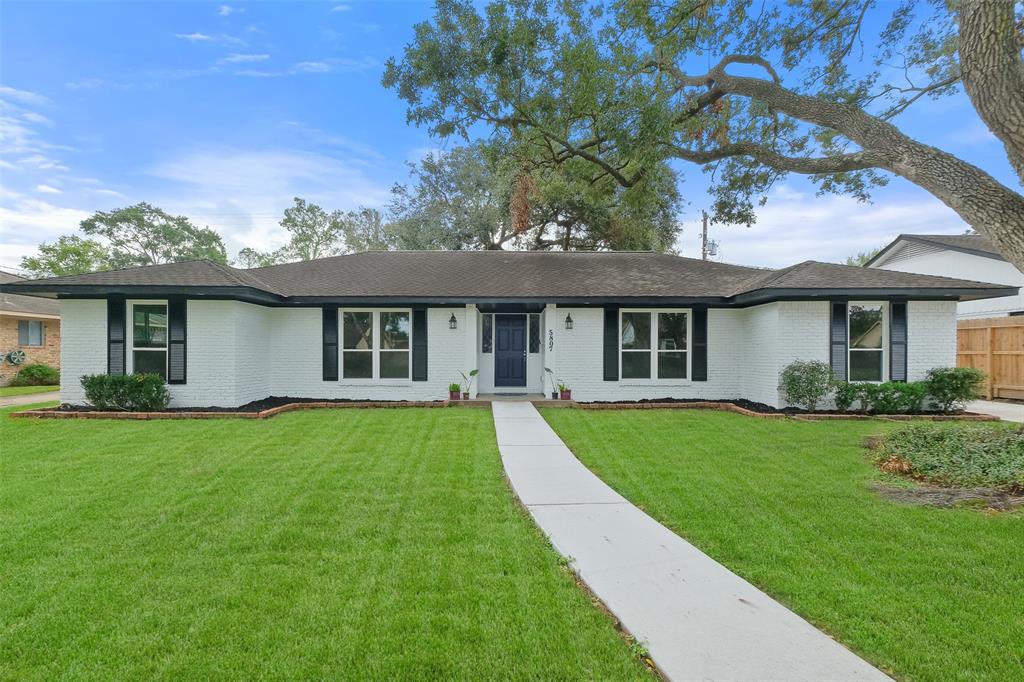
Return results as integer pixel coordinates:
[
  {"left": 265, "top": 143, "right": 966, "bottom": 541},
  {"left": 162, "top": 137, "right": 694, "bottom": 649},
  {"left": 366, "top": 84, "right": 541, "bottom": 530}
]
[{"left": 20, "top": 235, "right": 111, "bottom": 278}]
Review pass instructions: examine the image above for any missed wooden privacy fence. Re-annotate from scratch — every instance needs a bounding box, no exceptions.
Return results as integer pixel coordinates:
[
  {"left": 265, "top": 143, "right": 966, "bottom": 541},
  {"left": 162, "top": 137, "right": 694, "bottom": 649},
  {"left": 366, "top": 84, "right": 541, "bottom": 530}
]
[{"left": 957, "top": 317, "right": 1024, "bottom": 400}]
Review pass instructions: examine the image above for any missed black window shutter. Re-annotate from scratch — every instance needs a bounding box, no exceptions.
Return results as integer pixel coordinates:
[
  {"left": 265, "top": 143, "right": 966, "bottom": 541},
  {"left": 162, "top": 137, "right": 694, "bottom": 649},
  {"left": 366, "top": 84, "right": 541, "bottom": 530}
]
[
  {"left": 692, "top": 307, "right": 708, "bottom": 381},
  {"left": 603, "top": 305, "right": 618, "bottom": 381},
  {"left": 830, "top": 301, "right": 848, "bottom": 380},
  {"left": 167, "top": 297, "right": 187, "bottom": 384},
  {"left": 412, "top": 307, "right": 428, "bottom": 381},
  {"left": 890, "top": 301, "right": 908, "bottom": 382},
  {"left": 107, "top": 297, "right": 126, "bottom": 376},
  {"left": 322, "top": 308, "right": 338, "bottom": 381}
]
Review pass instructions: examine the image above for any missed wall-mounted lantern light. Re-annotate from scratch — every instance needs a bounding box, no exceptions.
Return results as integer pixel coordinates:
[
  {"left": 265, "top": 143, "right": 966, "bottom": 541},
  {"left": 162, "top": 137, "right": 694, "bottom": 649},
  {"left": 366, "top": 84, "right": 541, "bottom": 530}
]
[
  {"left": 449, "top": 313, "right": 458, "bottom": 330},
  {"left": 564, "top": 314, "right": 574, "bottom": 330}
]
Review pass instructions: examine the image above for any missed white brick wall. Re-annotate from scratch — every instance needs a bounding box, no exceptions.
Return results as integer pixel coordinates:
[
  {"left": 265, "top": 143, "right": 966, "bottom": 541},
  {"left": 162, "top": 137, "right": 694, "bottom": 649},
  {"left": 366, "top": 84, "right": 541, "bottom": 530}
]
[
  {"left": 59, "top": 299, "right": 107, "bottom": 404},
  {"left": 56, "top": 298, "right": 960, "bottom": 408},
  {"left": 907, "top": 300, "right": 957, "bottom": 380}
]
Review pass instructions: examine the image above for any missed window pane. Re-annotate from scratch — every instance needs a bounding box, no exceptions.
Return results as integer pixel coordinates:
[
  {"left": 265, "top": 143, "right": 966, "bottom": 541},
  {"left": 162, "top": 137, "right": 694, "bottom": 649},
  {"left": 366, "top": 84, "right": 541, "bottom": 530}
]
[
  {"left": 621, "top": 313, "right": 651, "bottom": 350},
  {"left": 343, "top": 351, "right": 372, "bottom": 379},
  {"left": 343, "top": 312, "right": 373, "bottom": 350},
  {"left": 481, "top": 314, "right": 493, "bottom": 353},
  {"left": 29, "top": 321, "right": 43, "bottom": 346},
  {"left": 658, "top": 351, "right": 687, "bottom": 379},
  {"left": 133, "top": 350, "right": 166, "bottom": 379},
  {"left": 380, "top": 351, "right": 410, "bottom": 379},
  {"left": 849, "top": 304, "right": 883, "bottom": 349},
  {"left": 381, "top": 312, "right": 410, "bottom": 349},
  {"left": 658, "top": 313, "right": 687, "bottom": 351},
  {"left": 133, "top": 305, "right": 167, "bottom": 348},
  {"left": 18, "top": 320, "right": 29, "bottom": 346},
  {"left": 621, "top": 351, "right": 651, "bottom": 379},
  {"left": 528, "top": 314, "right": 540, "bottom": 353},
  {"left": 849, "top": 350, "right": 883, "bottom": 382}
]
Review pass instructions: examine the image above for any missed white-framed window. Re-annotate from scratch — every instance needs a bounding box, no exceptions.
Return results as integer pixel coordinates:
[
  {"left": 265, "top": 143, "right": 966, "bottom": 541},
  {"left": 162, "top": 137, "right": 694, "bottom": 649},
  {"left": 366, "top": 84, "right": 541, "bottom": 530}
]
[
  {"left": 619, "top": 309, "right": 690, "bottom": 381},
  {"left": 17, "top": 320, "right": 44, "bottom": 347},
  {"left": 848, "top": 301, "right": 887, "bottom": 382},
  {"left": 127, "top": 300, "right": 168, "bottom": 379},
  {"left": 340, "top": 309, "right": 412, "bottom": 381}
]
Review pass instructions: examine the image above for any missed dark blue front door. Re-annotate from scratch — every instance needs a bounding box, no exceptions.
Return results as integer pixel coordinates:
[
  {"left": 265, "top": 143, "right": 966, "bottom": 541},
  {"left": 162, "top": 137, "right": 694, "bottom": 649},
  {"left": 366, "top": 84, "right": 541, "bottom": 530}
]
[{"left": 494, "top": 315, "right": 527, "bottom": 387}]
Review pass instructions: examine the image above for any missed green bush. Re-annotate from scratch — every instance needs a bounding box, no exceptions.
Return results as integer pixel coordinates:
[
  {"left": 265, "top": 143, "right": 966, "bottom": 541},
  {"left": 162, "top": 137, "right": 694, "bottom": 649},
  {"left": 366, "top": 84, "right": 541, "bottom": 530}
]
[
  {"left": 80, "top": 373, "right": 171, "bottom": 411},
  {"left": 833, "top": 381, "right": 868, "bottom": 412},
  {"left": 878, "top": 424, "right": 1024, "bottom": 489},
  {"left": 779, "top": 360, "right": 834, "bottom": 411},
  {"left": 864, "top": 381, "right": 929, "bottom": 414},
  {"left": 925, "top": 367, "right": 985, "bottom": 413},
  {"left": 9, "top": 363, "right": 59, "bottom": 387}
]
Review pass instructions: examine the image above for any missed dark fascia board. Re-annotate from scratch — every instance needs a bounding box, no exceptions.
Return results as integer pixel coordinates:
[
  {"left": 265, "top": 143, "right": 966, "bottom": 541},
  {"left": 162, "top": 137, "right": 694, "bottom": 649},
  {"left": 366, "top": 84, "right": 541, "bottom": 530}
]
[
  {"left": 0, "top": 284, "right": 283, "bottom": 306},
  {"left": 732, "top": 286, "right": 1019, "bottom": 306},
  {"left": 864, "top": 235, "right": 1006, "bottom": 266}
]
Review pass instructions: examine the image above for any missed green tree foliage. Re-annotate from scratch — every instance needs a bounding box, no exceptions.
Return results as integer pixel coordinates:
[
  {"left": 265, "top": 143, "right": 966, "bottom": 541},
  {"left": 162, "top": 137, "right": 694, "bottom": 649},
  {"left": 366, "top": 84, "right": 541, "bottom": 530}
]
[
  {"left": 277, "top": 197, "right": 347, "bottom": 261},
  {"left": 384, "top": 0, "right": 1024, "bottom": 270},
  {"left": 79, "top": 202, "right": 227, "bottom": 268},
  {"left": 20, "top": 235, "right": 111, "bottom": 278},
  {"left": 342, "top": 207, "right": 397, "bottom": 252},
  {"left": 844, "top": 246, "right": 883, "bottom": 266},
  {"left": 388, "top": 142, "right": 680, "bottom": 250}
]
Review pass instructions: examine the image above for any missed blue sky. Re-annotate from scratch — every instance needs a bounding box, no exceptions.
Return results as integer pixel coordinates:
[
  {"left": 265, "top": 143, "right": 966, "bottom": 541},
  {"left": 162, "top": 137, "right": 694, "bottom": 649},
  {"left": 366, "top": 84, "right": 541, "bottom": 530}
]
[{"left": 1, "top": 1, "right": 1020, "bottom": 272}]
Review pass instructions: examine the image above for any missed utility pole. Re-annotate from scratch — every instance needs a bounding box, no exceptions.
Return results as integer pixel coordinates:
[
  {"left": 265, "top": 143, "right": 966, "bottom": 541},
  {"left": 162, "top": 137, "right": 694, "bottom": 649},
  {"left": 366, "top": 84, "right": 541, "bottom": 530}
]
[{"left": 701, "top": 210, "right": 708, "bottom": 261}]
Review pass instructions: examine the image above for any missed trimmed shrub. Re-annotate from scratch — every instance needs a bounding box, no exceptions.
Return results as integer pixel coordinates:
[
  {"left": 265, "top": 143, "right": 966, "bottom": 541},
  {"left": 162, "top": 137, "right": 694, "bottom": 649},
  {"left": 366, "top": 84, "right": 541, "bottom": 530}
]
[
  {"left": 864, "top": 381, "right": 929, "bottom": 414},
  {"left": 9, "top": 363, "right": 59, "bottom": 387},
  {"left": 779, "top": 360, "right": 834, "bottom": 411},
  {"left": 877, "top": 423, "right": 1024, "bottom": 489},
  {"left": 80, "top": 373, "right": 170, "bottom": 411},
  {"left": 925, "top": 367, "right": 985, "bottom": 413},
  {"left": 833, "top": 381, "right": 868, "bottom": 413}
]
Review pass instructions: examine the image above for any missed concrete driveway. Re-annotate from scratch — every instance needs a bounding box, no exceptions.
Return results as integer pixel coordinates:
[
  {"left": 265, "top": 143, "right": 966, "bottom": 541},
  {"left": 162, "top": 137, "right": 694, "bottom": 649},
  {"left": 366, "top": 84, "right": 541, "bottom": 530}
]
[
  {"left": 0, "top": 390, "right": 59, "bottom": 408},
  {"left": 968, "top": 400, "right": 1024, "bottom": 423}
]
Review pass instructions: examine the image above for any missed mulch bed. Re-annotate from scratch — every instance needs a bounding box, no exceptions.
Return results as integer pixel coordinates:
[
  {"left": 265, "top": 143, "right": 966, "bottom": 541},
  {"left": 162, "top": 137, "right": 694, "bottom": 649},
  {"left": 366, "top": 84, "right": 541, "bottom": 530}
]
[
  {"left": 870, "top": 483, "right": 1024, "bottom": 510},
  {"left": 12, "top": 395, "right": 996, "bottom": 421}
]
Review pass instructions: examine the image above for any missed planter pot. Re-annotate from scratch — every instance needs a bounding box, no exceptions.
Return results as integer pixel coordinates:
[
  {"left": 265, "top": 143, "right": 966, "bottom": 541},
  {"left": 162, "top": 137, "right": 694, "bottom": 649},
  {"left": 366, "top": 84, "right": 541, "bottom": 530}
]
[
  {"left": 462, "top": 392, "right": 470, "bottom": 400},
  {"left": 449, "top": 391, "right": 461, "bottom": 400},
  {"left": 560, "top": 390, "right": 572, "bottom": 400},
  {"left": 551, "top": 391, "right": 559, "bottom": 400}
]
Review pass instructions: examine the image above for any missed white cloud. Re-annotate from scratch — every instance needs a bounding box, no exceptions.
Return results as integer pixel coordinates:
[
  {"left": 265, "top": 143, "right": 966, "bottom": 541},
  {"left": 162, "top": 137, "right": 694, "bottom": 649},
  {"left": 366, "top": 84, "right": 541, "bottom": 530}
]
[
  {"left": 293, "top": 61, "right": 333, "bottom": 74},
  {"left": 65, "top": 78, "right": 134, "bottom": 91},
  {"left": 679, "top": 184, "right": 970, "bottom": 268},
  {"left": 330, "top": 4, "right": 352, "bottom": 11},
  {"left": 146, "top": 148, "right": 391, "bottom": 255},
  {"left": 22, "top": 112, "right": 53, "bottom": 126},
  {"left": 223, "top": 53, "right": 270, "bottom": 63},
  {"left": 93, "top": 188, "right": 127, "bottom": 198},
  {"left": 0, "top": 191, "right": 93, "bottom": 270},
  {"left": 0, "top": 85, "right": 51, "bottom": 107},
  {"left": 218, "top": 4, "right": 242, "bottom": 16},
  {"left": 175, "top": 32, "right": 214, "bottom": 42},
  {"left": 35, "top": 184, "right": 62, "bottom": 194},
  {"left": 19, "top": 154, "right": 70, "bottom": 172}
]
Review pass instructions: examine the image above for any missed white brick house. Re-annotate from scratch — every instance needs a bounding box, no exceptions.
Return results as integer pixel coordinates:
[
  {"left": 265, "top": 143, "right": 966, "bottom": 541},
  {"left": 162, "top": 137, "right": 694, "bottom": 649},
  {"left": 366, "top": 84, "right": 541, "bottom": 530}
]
[{"left": 2, "top": 251, "right": 1015, "bottom": 408}]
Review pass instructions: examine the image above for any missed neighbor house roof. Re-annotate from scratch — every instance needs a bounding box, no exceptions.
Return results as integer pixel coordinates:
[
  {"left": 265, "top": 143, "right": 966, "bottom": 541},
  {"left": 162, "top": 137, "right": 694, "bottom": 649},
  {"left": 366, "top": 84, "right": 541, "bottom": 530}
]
[
  {"left": 0, "top": 251, "right": 1016, "bottom": 305},
  {"left": 865, "top": 233, "right": 1004, "bottom": 266},
  {"left": 0, "top": 271, "right": 60, "bottom": 318}
]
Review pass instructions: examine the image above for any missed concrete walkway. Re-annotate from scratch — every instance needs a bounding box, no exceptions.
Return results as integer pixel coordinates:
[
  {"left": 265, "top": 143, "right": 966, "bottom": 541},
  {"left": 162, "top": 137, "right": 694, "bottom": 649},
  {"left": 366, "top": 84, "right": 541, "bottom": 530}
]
[
  {"left": 0, "top": 390, "right": 59, "bottom": 408},
  {"left": 968, "top": 399, "right": 1024, "bottom": 423},
  {"left": 493, "top": 400, "right": 890, "bottom": 682}
]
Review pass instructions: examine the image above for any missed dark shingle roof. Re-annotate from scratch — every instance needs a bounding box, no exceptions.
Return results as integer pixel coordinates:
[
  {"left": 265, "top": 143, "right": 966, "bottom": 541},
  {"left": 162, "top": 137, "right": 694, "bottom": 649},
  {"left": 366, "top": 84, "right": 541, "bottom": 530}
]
[
  {"left": 0, "top": 271, "right": 60, "bottom": 317},
  {"left": 0, "top": 251, "right": 1015, "bottom": 303}
]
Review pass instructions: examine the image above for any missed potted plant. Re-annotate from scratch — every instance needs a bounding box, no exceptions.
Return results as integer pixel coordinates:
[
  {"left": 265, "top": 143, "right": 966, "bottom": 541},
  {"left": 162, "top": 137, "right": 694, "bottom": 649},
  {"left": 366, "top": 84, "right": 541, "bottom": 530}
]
[
  {"left": 544, "top": 367, "right": 558, "bottom": 400},
  {"left": 558, "top": 382, "right": 572, "bottom": 400},
  {"left": 448, "top": 382, "right": 462, "bottom": 400},
  {"left": 459, "top": 369, "right": 478, "bottom": 400}
]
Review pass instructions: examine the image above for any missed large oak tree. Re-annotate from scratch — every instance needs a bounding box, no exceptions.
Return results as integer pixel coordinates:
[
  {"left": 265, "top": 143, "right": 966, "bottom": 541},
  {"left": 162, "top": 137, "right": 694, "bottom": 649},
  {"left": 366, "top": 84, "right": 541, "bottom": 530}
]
[{"left": 384, "top": 0, "right": 1024, "bottom": 269}]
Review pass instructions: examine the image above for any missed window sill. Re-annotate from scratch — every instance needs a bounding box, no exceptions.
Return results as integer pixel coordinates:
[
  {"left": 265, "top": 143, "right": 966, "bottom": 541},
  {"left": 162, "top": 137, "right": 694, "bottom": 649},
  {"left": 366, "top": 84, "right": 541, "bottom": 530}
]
[{"left": 619, "top": 380, "right": 693, "bottom": 387}]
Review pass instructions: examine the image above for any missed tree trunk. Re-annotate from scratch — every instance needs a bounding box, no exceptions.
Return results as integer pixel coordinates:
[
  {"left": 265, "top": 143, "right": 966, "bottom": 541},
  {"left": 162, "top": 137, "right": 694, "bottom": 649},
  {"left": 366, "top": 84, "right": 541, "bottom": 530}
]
[{"left": 958, "top": 0, "right": 1024, "bottom": 185}]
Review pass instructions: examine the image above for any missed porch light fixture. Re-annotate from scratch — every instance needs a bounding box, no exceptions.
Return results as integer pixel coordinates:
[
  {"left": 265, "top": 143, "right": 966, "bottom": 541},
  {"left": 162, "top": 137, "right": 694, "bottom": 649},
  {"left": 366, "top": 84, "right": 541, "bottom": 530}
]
[
  {"left": 564, "top": 313, "right": 574, "bottom": 330},
  {"left": 449, "top": 313, "right": 458, "bottom": 330}
]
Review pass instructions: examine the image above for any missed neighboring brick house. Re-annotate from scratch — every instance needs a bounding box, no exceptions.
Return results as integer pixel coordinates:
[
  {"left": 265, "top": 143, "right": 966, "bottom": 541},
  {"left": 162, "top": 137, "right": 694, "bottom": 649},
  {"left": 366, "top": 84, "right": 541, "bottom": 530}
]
[
  {"left": 0, "top": 271, "right": 61, "bottom": 386},
  {"left": 0, "top": 252, "right": 1017, "bottom": 407}
]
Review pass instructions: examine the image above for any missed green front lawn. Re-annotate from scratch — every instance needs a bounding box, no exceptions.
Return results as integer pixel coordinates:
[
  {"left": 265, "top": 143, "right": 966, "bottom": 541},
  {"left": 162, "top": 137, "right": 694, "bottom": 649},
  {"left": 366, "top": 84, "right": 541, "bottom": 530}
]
[
  {"left": 1, "top": 408, "right": 649, "bottom": 680},
  {"left": 540, "top": 408, "right": 1024, "bottom": 682},
  {"left": 0, "top": 384, "right": 58, "bottom": 397}
]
